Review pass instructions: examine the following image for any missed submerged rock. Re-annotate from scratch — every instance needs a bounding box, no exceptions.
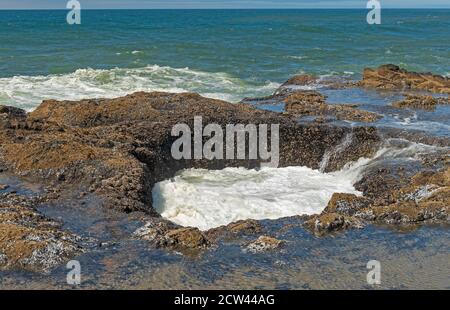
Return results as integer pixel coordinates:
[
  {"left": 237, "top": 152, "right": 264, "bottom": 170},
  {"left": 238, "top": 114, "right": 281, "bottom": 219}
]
[
  {"left": 280, "top": 74, "right": 318, "bottom": 87},
  {"left": 283, "top": 91, "right": 381, "bottom": 122},
  {"left": 360, "top": 64, "right": 450, "bottom": 94},
  {"left": 0, "top": 193, "right": 83, "bottom": 272},
  {"left": 245, "top": 236, "right": 284, "bottom": 253}
]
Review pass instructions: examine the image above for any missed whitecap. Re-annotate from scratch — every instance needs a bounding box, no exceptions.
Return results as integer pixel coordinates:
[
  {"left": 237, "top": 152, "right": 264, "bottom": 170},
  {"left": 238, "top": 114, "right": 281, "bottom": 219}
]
[{"left": 0, "top": 65, "right": 280, "bottom": 111}]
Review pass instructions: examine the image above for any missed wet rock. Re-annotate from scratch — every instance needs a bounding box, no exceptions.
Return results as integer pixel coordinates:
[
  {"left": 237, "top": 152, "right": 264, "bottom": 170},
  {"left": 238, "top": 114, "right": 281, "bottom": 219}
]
[
  {"left": 0, "top": 184, "right": 9, "bottom": 190},
  {"left": 0, "top": 193, "right": 83, "bottom": 272},
  {"left": 0, "top": 91, "right": 382, "bottom": 215},
  {"left": 323, "top": 193, "right": 370, "bottom": 216},
  {"left": 360, "top": 64, "right": 450, "bottom": 94},
  {"left": 165, "top": 227, "right": 210, "bottom": 249},
  {"left": 355, "top": 200, "right": 448, "bottom": 224},
  {"left": 205, "top": 219, "right": 263, "bottom": 241},
  {"left": 319, "top": 126, "right": 381, "bottom": 172},
  {"left": 284, "top": 91, "right": 381, "bottom": 122},
  {"left": 304, "top": 213, "right": 364, "bottom": 235},
  {"left": 0, "top": 89, "right": 447, "bottom": 243},
  {"left": 392, "top": 94, "right": 449, "bottom": 110},
  {"left": 281, "top": 74, "right": 318, "bottom": 87},
  {"left": 134, "top": 220, "right": 210, "bottom": 251},
  {"left": 245, "top": 236, "right": 284, "bottom": 253},
  {"left": 354, "top": 167, "right": 449, "bottom": 225},
  {"left": 0, "top": 105, "right": 27, "bottom": 129}
]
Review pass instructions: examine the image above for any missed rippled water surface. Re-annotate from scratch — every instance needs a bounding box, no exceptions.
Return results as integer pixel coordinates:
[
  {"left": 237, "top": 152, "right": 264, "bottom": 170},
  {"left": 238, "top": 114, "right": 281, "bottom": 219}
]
[{"left": 0, "top": 9, "right": 449, "bottom": 108}]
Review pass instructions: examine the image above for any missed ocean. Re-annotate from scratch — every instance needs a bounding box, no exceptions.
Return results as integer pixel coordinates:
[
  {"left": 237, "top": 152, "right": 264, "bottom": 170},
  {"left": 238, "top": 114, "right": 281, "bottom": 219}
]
[
  {"left": 0, "top": 9, "right": 449, "bottom": 110},
  {"left": 0, "top": 9, "right": 449, "bottom": 289}
]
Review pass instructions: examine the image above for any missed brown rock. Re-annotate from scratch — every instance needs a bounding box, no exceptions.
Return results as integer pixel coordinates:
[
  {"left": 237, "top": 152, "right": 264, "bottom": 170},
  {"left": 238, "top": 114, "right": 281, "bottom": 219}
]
[
  {"left": 0, "top": 91, "right": 382, "bottom": 215},
  {"left": 0, "top": 194, "right": 82, "bottom": 272},
  {"left": 392, "top": 94, "right": 449, "bottom": 110},
  {"left": 304, "top": 213, "right": 364, "bottom": 235},
  {"left": 246, "top": 236, "right": 284, "bottom": 253},
  {"left": 165, "top": 227, "right": 210, "bottom": 249},
  {"left": 134, "top": 220, "right": 209, "bottom": 251},
  {"left": 281, "top": 74, "right": 318, "bottom": 87},
  {"left": 360, "top": 64, "right": 450, "bottom": 94},
  {"left": 323, "top": 193, "right": 370, "bottom": 216},
  {"left": 284, "top": 91, "right": 381, "bottom": 122},
  {"left": 205, "top": 219, "right": 263, "bottom": 241}
]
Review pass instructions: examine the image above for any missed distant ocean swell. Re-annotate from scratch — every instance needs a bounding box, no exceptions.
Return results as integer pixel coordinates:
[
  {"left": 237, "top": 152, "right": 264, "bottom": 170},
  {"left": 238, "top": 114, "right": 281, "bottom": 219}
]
[{"left": 0, "top": 65, "right": 281, "bottom": 111}]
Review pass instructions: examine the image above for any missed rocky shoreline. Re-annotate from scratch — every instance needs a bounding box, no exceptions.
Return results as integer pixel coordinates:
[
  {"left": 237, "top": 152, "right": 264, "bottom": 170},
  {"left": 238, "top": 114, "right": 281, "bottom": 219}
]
[{"left": 0, "top": 65, "right": 448, "bottom": 273}]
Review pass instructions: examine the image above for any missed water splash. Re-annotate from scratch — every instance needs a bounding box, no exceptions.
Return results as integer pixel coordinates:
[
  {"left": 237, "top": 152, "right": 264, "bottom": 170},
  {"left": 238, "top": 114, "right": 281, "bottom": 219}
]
[{"left": 0, "top": 65, "right": 279, "bottom": 111}]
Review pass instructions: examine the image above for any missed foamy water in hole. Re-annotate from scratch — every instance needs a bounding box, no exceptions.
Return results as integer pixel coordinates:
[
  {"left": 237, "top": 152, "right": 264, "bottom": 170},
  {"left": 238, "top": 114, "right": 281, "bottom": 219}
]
[
  {"left": 152, "top": 141, "right": 446, "bottom": 230},
  {"left": 153, "top": 166, "right": 361, "bottom": 231}
]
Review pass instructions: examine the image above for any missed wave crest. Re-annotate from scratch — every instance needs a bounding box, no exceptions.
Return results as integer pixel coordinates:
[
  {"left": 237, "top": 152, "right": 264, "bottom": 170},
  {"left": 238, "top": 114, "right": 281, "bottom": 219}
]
[{"left": 0, "top": 65, "right": 279, "bottom": 110}]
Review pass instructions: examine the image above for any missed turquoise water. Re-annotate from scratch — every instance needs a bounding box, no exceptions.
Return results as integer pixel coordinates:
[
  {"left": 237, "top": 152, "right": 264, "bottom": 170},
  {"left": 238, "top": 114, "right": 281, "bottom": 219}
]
[{"left": 0, "top": 9, "right": 449, "bottom": 109}]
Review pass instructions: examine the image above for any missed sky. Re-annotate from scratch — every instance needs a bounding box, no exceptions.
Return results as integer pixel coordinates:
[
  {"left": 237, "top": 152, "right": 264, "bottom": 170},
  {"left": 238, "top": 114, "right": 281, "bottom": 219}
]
[{"left": 0, "top": 0, "right": 449, "bottom": 9}]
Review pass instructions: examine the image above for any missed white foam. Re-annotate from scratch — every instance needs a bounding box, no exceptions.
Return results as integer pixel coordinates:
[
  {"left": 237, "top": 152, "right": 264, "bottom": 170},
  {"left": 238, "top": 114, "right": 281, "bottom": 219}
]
[
  {"left": 152, "top": 166, "right": 361, "bottom": 231},
  {"left": 0, "top": 65, "right": 279, "bottom": 111},
  {"left": 152, "top": 140, "right": 447, "bottom": 231}
]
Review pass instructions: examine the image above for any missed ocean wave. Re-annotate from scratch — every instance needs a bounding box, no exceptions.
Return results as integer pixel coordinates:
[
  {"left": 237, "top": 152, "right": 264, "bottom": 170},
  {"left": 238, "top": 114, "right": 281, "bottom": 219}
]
[{"left": 0, "top": 65, "right": 279, "bottom": 111}]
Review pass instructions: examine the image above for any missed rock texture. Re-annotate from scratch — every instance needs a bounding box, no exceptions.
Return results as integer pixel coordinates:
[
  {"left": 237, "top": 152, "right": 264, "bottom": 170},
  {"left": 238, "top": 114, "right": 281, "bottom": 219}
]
[
  {"left": 0, "top": 92, "right": 381, "bottom": 214},
  {"left": 305, "top": 166, "right": 449, "bottom": 234},
  {"left": 284, "top": 91, "right": 381, "bottom": 122},
  {"left": 246, "top": 236, "right": 284, "bottom": 253},
  {"left": 360, "top": 64, "right": 450, "bottom": 94},
  {"left": 0, "top": 68, "right": 449, "bottom": 271},
  {"left": 392, "top": 94, "right": 449, "bottom": 110},
  {"left": 0, "top": 193, "right": 83, "bottom": 272}
]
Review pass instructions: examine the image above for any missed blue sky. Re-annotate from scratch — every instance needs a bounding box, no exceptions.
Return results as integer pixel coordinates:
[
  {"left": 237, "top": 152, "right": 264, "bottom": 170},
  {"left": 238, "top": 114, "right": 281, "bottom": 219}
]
[{"left": 0, "top": 0, "right": 449, "bottom": 9}]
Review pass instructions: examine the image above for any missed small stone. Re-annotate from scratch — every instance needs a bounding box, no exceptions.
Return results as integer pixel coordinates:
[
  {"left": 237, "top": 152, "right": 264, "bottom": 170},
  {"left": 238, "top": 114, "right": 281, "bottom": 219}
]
[{"left": 246, "top": 236, "right": 284, "bottom": 253}]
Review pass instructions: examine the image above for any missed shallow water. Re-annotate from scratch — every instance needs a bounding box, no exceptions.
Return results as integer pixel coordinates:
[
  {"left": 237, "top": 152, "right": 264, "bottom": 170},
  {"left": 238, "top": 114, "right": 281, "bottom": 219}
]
[{"left": 1, "top": 212, "right": 449, "bottom": 290}]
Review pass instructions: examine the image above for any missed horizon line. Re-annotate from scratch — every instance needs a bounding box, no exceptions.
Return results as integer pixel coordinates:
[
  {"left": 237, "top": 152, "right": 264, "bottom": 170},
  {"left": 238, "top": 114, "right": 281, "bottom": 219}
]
[{"left": 1, "top": 7, "right": 449, "bottom": 10}]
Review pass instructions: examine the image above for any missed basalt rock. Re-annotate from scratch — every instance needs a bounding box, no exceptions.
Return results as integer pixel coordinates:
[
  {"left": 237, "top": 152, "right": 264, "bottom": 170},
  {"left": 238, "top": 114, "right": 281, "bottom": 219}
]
[
  {"left": 284, "top": 91, "right": 381, "bottom": 122},
  {"left": 0, "top": 92, "right": 381, "bottom": 214},
  {"left": 309, "top": 166, "right": 450, "bottom": 233},
  {"left": 245, "top": 236, "right": 284, "bottom": 253},
  {"left": 0, "top": 193, "right": 83, "bottom": 272},
  {"left": 322, "top": 193, "right": 370, "bottom": 216},
  {"left": 304, "top": 213, "right": 364, "bottom": 235},
  {"left": 360, "top": 64, "right": 450, "bottom": 94},
  {"left": 205, "top": 219, "right": 263, "bottom": 242},
  {"left": 133, "top": 219, "right": 210, "bottom": 253},
  {"left": 392, "top": 94, "right": 449, "bottom": 110},
  {"left": 281, "top": 74, "right": 318, "bottom": 87},
  {"left": 0, "top": 89, "right": 447, "bottom": 254}
]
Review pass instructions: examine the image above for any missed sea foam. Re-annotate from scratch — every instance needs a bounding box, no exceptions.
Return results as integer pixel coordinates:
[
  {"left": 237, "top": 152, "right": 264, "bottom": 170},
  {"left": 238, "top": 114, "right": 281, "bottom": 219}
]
[
  {"left": 0, "top": 65, "right": 279, "bottom": 111},
  {"left": 153, "top": 166, "right": 361, "bottom": 231},
  {"left": 153, "top": 140, "right": 446, "bottom": 231}
]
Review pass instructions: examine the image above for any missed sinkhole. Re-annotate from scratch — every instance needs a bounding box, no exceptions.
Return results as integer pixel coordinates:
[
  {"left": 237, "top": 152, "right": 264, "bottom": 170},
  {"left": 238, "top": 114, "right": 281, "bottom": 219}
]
[{"left": 152, "top": 166, "right": 361, "bottom": 231}]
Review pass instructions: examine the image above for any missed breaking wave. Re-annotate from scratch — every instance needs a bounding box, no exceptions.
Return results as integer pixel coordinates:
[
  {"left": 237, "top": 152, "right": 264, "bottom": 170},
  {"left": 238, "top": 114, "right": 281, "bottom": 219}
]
[{"left": 0, "top": 65, "right": 279, "bottom": 111}]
